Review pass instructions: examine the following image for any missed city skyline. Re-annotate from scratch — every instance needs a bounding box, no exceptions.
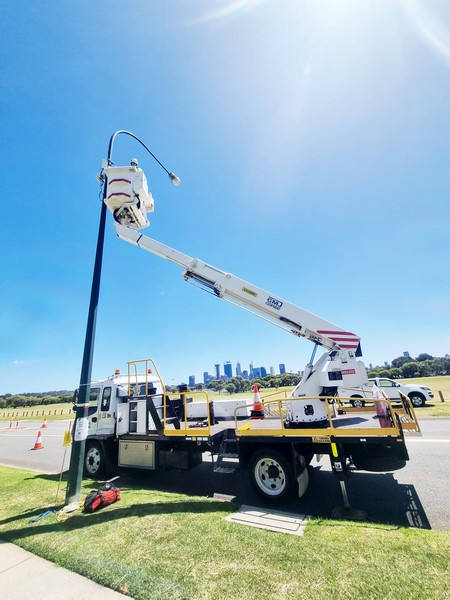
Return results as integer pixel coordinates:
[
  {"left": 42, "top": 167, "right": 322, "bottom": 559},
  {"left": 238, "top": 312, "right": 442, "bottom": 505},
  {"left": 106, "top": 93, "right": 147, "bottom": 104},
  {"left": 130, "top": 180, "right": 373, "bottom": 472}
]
[{"left": 189, "top": 359, "right": 289, "bottom": 386}]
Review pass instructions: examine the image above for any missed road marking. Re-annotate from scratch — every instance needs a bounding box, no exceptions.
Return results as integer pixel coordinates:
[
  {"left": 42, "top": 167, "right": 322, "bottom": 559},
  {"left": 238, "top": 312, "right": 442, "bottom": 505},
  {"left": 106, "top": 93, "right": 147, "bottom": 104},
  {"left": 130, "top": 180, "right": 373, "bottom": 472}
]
[{"left": 407, "top": 438, "right": 450, "bottom": 443}]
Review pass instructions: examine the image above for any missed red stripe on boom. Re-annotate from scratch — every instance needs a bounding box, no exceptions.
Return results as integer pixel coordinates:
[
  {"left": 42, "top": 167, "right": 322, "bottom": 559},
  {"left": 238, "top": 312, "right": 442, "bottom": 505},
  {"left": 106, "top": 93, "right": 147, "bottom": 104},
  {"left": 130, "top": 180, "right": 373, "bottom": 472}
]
[{"left": 109, "top": 178, "right": 132, "bottom": 184}]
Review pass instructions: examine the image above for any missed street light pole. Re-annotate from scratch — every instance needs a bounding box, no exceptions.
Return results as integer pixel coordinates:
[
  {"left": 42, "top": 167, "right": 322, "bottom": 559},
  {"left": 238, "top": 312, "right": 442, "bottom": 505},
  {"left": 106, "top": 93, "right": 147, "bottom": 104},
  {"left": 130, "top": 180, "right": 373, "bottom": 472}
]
[{"left": 65, "top": 131, "right": 180, "bottom": 504}]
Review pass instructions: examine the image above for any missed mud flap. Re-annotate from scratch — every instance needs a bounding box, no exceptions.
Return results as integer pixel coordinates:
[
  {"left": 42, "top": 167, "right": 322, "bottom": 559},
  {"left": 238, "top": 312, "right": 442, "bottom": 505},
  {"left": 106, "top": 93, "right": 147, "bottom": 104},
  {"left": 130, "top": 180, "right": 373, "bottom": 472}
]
[{"left": 297, "top": 467, "right": 309, "bottom": 498}]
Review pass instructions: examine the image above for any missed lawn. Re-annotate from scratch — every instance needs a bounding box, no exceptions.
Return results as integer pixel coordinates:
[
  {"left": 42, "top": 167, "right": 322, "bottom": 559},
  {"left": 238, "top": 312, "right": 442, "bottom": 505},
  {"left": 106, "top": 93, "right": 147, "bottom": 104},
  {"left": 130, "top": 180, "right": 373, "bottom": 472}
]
[{"left": 0, "top": 467, "right": 449, "bottom": 599}]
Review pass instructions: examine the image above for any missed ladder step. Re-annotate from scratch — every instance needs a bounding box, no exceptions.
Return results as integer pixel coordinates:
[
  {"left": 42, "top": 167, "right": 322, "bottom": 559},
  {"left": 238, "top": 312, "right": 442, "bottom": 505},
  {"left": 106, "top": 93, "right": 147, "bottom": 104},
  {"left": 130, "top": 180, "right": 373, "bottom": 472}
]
[{"left": 220, "top": 452, "right": 239, "bottom": 459}]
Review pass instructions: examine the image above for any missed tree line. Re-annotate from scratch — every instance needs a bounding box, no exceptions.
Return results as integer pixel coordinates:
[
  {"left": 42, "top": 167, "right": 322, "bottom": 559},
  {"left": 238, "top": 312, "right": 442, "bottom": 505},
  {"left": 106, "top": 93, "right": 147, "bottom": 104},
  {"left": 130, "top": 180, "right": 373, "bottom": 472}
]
[
  {"left": 367, "top": 354, "right": 450, "bottom": 379},
  {"left": 0, "top": 391, "right": 73, "bottom": 409}
]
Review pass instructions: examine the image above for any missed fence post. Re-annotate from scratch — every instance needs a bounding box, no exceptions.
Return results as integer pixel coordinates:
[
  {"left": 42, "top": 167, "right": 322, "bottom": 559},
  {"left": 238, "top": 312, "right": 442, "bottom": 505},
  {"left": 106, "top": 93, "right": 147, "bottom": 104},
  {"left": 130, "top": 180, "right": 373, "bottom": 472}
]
[{"left": 438, "top": 391, "right": 445, "bottom": 403}]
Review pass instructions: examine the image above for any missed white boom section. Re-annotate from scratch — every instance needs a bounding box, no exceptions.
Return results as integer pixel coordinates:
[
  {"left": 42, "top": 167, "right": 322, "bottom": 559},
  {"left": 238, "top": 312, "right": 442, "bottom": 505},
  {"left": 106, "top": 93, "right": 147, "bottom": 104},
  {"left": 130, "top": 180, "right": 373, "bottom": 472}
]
[
  {"left": 103, "top": 167, "right": 368, "bottom": 424},
  {"left": 114, "top": 223, "right": 360, "bottom": 353}
]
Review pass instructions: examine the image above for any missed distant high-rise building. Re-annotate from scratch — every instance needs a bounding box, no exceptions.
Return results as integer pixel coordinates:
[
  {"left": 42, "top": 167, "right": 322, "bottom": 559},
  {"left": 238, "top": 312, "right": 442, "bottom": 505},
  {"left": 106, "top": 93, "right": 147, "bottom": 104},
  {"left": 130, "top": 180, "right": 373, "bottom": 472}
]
[
  {"left": 203, "top": 371, "right": 210, "bottom": 385},
  {"left": 189, "top": 375, "right": 195, "bottom": 387},
  {"left": 242, "top": 370, "right": 249, "bottom": 379},
  {"left": 253, "top": 367, "right": 261, "bottom": 378},
  {"left": 270, "top": 366, "right": 275, "bottom": 375},
  {"left": 279, "top": 363, "right": 286, "bottom": 374},
  {"left": 260, "top": 366, "right": 267, "bottom": 377},
  {"left": 249, "top": 363, "right": 254, "bottom": 379},
  {"left": 236, "top": 362, "right": 242, "bottom": 377},
  {"left": 403, "top": 351, "right": 410, "bottom": 358},
  {"left": 215, "top": 363, "right": 220, "bottom": 380},
  {"left": 224, "top": 361, "right": 232, "bottom": 379}
]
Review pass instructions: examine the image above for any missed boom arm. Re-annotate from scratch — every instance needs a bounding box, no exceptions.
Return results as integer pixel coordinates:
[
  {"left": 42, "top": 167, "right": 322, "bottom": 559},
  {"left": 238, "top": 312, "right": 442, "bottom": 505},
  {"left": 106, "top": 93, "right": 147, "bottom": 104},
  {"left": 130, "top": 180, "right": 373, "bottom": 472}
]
[
  {"left": 114, "top": 223, "right": 361, "bottom": 354},
  {"left": 102, "top": 162, "right": 368, "bottom": 424}
]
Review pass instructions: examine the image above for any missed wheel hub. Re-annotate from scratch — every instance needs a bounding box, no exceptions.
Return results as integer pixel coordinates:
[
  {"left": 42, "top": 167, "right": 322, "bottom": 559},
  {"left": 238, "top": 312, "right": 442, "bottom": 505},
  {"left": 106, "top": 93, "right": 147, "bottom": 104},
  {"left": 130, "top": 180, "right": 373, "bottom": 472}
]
[{"left": 255, "top": 458, "right": 286, "bottom": 495}]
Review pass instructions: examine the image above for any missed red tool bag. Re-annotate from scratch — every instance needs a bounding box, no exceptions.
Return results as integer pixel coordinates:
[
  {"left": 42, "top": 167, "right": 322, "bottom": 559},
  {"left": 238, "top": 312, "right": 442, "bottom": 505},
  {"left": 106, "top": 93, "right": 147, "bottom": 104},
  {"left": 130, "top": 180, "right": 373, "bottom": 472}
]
[{"left": 83, "top": 482, "right": 121, "bottom": 513}]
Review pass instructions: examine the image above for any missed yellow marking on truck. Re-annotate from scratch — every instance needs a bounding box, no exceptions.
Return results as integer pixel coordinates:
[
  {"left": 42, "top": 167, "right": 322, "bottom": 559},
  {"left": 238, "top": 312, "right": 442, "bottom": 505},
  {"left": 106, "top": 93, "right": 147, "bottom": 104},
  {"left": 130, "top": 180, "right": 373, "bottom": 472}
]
[{"left": 238, "top": 423, "right": 252, "bottom": 431}]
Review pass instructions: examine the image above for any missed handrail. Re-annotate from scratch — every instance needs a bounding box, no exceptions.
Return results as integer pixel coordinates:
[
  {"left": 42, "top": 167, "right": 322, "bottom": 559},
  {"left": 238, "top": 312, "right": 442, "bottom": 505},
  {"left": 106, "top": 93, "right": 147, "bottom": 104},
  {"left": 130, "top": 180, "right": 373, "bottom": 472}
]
[
  {"left": 233, "top": 395, "right": 419, "bottom": 438},
  {"left": 163, "top": 391, "right": 211, "bottom": 436}
]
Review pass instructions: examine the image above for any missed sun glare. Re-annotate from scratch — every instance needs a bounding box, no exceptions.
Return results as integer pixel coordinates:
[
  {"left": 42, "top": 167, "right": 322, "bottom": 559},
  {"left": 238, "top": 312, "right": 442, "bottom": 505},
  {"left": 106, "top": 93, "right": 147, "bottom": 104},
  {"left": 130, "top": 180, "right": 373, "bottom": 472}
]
[
  {"left": 399, "top": 0, "right": 450, "bottom": 67},
  {"left": 186, "top": 0, "right": 270, "bottom": 26}
]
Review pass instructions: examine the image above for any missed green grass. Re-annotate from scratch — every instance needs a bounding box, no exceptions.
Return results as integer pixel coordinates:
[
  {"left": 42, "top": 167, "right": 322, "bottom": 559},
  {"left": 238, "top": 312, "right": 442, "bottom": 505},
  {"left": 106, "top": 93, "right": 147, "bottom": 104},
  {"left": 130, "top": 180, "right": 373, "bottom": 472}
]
[
  {"left": 397, "top": 376, "right": 450, "bottom": 417},
  {"left": 0, "top": 402, "right": 73, "bottom": 422},
  {"left": 0, "top": 466, "right": 449, "bottom": 599}
]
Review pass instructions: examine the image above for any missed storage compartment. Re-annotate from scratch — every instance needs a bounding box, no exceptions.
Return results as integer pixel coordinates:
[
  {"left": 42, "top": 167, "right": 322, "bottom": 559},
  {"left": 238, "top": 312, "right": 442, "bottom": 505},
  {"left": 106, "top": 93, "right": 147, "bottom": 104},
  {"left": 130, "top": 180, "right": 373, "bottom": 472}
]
[
  {"left": 128, "top": 399, "right": 147, "bottom": 434},
  {"left": 118, "top": 440, "right": 155, "bottom": 469},
  {"left": 159, "top": 449, "right": 202, "bottom": 470}
]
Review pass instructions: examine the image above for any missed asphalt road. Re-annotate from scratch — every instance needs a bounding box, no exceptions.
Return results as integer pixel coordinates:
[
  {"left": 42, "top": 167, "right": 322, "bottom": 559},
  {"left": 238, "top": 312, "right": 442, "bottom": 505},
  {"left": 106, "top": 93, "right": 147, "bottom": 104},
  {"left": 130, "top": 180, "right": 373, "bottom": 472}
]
[{"left": 0, "top": 418, "right": 449, "bottom": 531}]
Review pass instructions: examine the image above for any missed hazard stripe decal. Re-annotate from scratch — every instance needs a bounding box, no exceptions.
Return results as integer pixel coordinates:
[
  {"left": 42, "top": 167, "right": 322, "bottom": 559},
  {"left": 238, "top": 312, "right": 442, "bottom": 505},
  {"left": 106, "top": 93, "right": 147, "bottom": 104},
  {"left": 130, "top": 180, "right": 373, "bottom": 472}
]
[{"left": 317, "top": 330, "right": 360, "bottom": 349}]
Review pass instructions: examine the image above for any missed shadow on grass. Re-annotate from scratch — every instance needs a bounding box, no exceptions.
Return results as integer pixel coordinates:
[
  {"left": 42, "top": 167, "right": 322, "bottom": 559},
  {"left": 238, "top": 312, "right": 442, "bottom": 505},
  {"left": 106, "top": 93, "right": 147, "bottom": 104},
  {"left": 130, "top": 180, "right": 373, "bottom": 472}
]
[
  {"left": 1, "top": 497, "right": 234, "bottom": 544},
  {"left": 9, "top": 461, "right": 432, "bottom": 533}
]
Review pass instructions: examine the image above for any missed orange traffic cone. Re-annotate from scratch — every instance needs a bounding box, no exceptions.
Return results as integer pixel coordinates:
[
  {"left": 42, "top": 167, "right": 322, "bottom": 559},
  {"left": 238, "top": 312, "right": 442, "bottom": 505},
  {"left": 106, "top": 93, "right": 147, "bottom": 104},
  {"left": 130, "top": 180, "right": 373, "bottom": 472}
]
[
  {"left": 250, "top": 384, "right": 265, "bottom": 419},
  {"left": 32, "top": 431, "right": 43, "bottom": 450},
  {"left": 41, "top": 418, "right": 47, "bottom": 429}
]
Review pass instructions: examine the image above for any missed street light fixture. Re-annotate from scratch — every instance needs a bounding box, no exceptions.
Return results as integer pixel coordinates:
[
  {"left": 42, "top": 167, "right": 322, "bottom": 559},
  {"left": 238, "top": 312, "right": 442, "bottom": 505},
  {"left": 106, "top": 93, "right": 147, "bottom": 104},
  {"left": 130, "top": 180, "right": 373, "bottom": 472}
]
[{"left": 65, "top": 130, "right": 180, "bottom": 504}]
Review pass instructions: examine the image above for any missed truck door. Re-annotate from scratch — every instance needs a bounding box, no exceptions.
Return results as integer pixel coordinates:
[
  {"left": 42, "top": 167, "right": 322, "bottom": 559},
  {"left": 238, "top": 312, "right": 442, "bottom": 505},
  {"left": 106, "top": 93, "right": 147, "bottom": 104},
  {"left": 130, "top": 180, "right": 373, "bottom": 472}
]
[
  {"left": 87, "top": 387, "right": 101, "bottom": 435},
  {"left": 96, "top": 386, "right": 116, "bottom": 435}
]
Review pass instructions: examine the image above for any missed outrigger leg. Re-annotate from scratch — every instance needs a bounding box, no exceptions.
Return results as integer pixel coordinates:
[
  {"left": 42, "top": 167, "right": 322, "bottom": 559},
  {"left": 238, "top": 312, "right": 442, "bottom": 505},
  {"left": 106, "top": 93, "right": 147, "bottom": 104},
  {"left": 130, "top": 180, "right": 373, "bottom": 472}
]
[{"left": 329, "top": 440, "right": 367, "bottom": 521}]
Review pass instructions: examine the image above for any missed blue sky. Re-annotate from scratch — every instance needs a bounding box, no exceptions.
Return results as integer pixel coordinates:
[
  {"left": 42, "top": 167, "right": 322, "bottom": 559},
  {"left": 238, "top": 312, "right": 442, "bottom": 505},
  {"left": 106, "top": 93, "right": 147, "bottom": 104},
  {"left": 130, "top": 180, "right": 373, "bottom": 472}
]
[{"left": 1, "top": 0, "right": 449, "bottom": 393}]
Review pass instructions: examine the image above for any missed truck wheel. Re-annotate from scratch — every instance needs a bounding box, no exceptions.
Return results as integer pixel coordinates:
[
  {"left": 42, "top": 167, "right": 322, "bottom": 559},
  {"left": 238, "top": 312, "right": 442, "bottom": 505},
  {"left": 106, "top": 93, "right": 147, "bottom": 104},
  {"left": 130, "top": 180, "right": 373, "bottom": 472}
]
[
  {"left": 350, "top": 395, "right": 365, "bottom": 408},
  {"left": 249, "top": 450, "right": 295, "bottom": 503},
  {"left": 408, "top": 393, "right": 425, "bottom": 408},
  {"left": 352, "top": 455, "right": 406, "bottom": 472},
  {"left": 84, "top": 441, "right": 105, "bottom": 478}
]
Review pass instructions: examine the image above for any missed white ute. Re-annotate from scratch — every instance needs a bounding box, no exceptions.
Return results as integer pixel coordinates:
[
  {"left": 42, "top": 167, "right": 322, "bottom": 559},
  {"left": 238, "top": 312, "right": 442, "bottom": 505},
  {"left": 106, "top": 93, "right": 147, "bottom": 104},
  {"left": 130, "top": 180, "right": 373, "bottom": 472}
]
[{"left": 340, "top": 377, "right": 433, "bottom": 408}]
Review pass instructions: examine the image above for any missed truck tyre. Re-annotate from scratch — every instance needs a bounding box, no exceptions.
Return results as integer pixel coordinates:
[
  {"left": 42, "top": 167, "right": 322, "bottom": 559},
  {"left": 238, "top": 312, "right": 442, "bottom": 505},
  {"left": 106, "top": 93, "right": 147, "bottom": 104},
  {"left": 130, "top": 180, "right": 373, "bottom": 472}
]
[
  {"left": 352, "top": 455, "right": 406, "bottom": 472},
  {"left": 249, "top": 449, "right": 296, "bottom": 503},
  {"left": 350, "top": 395, "right": 366, "bottom": 408},
  {"left": 84, "top": 441, "right": 105, "bottom": 478},
  {"left": 408, "top": 393, "right": 425, "bottom": 408}
]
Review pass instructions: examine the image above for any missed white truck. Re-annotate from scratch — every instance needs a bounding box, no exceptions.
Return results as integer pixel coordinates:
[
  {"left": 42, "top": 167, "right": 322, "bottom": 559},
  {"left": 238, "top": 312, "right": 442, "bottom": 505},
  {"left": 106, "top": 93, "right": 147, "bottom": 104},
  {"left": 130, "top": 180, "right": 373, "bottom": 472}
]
[
  {"left": 339, "top": 378, "right": 434, "bottom": 408},
  {"left": 77, "top": 160, "right": 421, "bottom": 505}
]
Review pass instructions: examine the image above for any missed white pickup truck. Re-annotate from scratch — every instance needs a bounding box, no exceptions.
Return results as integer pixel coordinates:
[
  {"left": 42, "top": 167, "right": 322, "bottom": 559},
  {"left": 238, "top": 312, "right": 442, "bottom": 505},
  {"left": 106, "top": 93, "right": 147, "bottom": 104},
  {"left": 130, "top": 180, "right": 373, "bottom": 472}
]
[{"left": 339, "top": 377, "right": 434, "bottom": 408}]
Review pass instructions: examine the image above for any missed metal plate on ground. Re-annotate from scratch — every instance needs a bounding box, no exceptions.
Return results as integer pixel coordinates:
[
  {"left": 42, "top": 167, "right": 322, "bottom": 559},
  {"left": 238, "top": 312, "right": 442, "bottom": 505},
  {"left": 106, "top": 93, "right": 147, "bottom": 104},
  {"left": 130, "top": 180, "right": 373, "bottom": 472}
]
[{"left": 225, "top": 505, "right": 310, "bottom": 536}]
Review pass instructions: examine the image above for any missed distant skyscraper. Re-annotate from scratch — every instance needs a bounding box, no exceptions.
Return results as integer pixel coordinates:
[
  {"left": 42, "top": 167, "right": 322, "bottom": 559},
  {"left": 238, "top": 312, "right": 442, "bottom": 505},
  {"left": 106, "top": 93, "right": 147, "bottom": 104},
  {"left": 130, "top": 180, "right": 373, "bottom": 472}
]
[
  {"left": 279, "top": 363, "right": 286, "bottom": 374},
  {"left": 224, "top": 361, "right": 232, "bottom": 379},
  {"left": 215, "top": 364, "right": 220, "bottom": 380},
  {"left": 249, "top": 363, "right": 254, "bottom": 379},
  {"left": 260, "top": 366, "right": 267, "bottom": 378},
  {"left": 270, "top": 366, "right": 275, "bottom": 375},
  {"left": 189, "top": 375, "right": 195, "bottom": 387},
  {"left": 242, "top": 370, "right": 249, "bottom": 379},
  {"left": 203, "top": 371, "right": 210, "bottom": 385},
  {"left": 253, "top": 367, "right": 261, "bottom": 378},
  {"left": 403, "top": 351, "right": 410, "bottom": 358},
  {"left": 236, "top": 362, "right": 242, "bottom": 377}
]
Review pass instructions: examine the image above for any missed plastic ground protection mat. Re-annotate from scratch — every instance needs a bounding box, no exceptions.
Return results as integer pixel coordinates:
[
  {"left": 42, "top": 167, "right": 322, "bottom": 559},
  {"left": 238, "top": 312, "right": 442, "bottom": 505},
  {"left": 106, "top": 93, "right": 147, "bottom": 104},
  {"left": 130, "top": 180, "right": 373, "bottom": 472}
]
[{"left": 225, "top": 505, "right": 310, "bottom": 536}]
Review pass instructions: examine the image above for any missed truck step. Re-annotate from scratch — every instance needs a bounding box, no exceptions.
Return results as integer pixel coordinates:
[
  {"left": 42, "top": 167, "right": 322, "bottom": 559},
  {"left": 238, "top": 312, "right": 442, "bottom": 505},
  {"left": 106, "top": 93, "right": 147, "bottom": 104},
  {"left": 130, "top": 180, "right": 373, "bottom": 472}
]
[
  {"left": 220, "top": 452, "right": 239, "bottom": 459},
  {"left": 214, "top": 466, "right": 238, "bottom": 474}
]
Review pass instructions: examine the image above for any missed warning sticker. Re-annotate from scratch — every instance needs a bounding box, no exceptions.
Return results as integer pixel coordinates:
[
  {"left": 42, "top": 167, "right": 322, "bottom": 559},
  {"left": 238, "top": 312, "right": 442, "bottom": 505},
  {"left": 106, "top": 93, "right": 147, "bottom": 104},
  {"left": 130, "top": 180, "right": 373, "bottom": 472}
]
[{"left": 312, "top": 436, "right": 331, "bottom": 443}]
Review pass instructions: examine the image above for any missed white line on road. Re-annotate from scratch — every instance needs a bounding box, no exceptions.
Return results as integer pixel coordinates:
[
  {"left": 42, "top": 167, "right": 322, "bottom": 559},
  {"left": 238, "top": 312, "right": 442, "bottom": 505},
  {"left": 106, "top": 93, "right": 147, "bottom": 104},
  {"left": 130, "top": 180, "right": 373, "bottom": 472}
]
[{"left": 406, "top": 438, "right": 450, "bottom": 443}]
